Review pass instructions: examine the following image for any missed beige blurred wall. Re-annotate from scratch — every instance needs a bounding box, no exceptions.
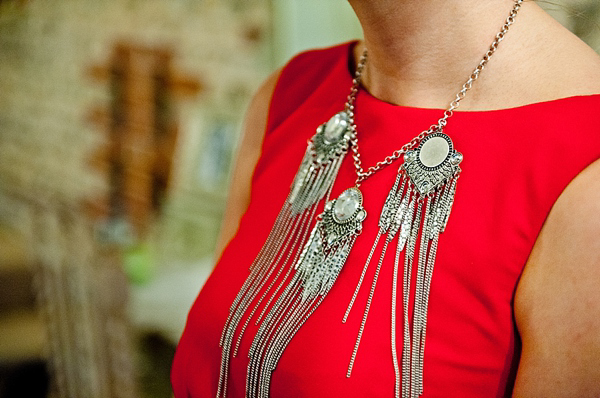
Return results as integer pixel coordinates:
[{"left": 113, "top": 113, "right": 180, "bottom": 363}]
[
  {"left": 0, "top": 0, "right": 272, "bottom": 261},
  {"left": 272, "top": 0, "right": 362, "bottom": 66}
]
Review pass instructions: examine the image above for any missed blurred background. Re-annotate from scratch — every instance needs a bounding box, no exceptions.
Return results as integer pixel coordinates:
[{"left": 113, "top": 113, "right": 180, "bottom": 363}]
[{"left": 0, "top": 1, "right": 597, "bottom": 397}]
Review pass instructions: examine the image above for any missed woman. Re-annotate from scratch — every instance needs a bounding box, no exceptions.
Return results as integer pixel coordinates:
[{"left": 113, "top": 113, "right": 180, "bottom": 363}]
[{"left": 173, "top": 1, "right": 600, "bottom": 396}]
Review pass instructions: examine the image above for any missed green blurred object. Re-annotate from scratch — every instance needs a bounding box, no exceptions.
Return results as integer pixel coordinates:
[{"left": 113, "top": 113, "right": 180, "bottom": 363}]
[{"left": 124, "top": 243, "right": 154, "bottom": 285}]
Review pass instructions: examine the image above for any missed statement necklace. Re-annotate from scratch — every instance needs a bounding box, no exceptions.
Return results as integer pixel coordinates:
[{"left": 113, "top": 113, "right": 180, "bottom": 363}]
[{"left": 217, "top": 2, "right": 522, "bottom": 397}]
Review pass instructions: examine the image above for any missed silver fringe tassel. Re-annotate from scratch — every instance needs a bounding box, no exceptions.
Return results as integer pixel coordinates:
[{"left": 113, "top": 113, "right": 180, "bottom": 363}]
[
  {"left": 246, "top": 187, "right": 367, "bottom": 398},
  {"left": 343, "top": 132, "right": 463, "bottom": 398},
  {"left": 217, "top": 111, "right": 355, "bottom": 398}
]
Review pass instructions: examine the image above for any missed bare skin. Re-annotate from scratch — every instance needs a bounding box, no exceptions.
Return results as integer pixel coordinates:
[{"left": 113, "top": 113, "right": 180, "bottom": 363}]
[{"left": 217, "top": 1, "right": 600, "bottom": 395}]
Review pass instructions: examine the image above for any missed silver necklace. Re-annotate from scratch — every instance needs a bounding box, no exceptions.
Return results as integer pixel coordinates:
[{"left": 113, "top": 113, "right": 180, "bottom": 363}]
[{"left": 217, "top": 2, "right": 522, "bottom": 397}]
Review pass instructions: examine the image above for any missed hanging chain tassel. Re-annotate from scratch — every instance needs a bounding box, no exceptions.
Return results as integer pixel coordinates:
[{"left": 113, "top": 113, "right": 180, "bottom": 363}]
[
  {"left": 344, "top": 132, "right": 462, "bottom": 398},
  {"left": 344, "top": 173, "right": 404, "bottom": 375},
  {"left": 217, "top": 111, "right": 358, "bottom": 398},
  {"left": 246, "top": 187, "right": 367, "bottom": 398}
]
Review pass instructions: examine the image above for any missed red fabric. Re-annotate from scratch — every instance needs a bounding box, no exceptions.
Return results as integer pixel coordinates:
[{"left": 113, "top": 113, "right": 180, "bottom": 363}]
[{"left": 172, "top": 42, "right": 600, "bottom": 398}]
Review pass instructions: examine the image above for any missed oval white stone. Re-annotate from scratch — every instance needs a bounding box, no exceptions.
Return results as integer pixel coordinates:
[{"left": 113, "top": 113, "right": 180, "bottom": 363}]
[
  {"left": 419, "top": 136, "right": 449, "bottom": 168},
  {"left": 324, "top": 113, "right": 348, "bottom": 144},
  {"left": 333, "top": 189, "right": 361, "bottom": 222}
]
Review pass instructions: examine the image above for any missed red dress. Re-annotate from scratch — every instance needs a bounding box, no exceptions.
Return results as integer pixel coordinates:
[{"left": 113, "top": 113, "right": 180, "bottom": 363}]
[{"left": 172, "top": 42, "right": 600, "bottom": 397}]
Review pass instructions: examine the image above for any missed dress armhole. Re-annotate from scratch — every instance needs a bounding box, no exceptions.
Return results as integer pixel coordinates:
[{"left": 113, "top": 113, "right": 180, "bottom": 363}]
[{"left": 264, "top": 41, "right": 357, "bottom": 136}]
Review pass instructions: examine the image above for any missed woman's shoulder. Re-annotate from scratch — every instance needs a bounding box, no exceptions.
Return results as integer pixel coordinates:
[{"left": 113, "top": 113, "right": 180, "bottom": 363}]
[
  {"left": 512, "top": 9, "right": 600, "bottom": 395},
  {"left": 282, "top": 41, "right": 355, "bottom": 69},
  {"left": 513, "top": 158, "right": 600, "bottom": 396}
]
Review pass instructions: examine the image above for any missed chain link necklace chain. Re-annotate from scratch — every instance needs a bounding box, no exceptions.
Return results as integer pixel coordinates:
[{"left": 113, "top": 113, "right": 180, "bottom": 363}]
[{"left": 346, "top": 0, "right": 523, "bottom": 186}]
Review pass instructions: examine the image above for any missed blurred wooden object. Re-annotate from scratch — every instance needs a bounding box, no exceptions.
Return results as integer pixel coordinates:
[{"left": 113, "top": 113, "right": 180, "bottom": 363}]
[
  {"left": 86, "top": 42, "right": 202, "bottom": 239},
  {"left": 47, "top": 41, "right": 202, "bottom": 398},
  {"left": 0, "top": 226, "right": 45, "bottom": 363},
  {"left": 0, "top": 40, "right": 203, "bottom": 398}
]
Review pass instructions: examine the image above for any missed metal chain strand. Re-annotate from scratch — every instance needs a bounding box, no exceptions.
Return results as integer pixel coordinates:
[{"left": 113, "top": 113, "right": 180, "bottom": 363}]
[{"left": 347, "top": 0, "right": 523, "bottom": 186}]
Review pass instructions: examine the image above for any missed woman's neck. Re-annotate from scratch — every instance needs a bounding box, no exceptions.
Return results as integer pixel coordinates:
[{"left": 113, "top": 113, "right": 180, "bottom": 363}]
[{"left": 349, "top": 0, "right": 533, "bottom": 109}]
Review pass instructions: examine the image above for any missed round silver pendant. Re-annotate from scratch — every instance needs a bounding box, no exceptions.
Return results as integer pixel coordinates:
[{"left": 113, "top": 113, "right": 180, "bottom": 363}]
[
  {"left": 320, "top": 188, "right": 367, "bottom": 247},
  {"left": 416, "top": 133, "right": 453, "bottom": 170},
  {"left": 323, "top": 112, "right": 349, "bottom": 144}
]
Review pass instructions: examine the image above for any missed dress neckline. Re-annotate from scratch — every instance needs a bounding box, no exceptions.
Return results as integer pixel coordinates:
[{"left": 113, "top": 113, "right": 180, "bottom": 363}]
[{"left": 343, "top": 40, "right": 600, "bottom": 115}]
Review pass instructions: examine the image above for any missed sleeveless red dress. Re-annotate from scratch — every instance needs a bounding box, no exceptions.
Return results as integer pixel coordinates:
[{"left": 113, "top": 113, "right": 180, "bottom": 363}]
[{"left": 172, "top": 42, "right": 600, "bottom": 397}]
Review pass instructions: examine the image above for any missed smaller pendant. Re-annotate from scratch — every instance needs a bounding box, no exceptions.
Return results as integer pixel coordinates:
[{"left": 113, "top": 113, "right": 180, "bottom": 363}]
[
  {"left": 288, "top": 111, "right": 353, "bottom": 211},
  {"left": 296, "top": 187, "right": 366, "bottom": 283},
  {"left": 323, "top": 112, "right": 350, "bottom": 144},
  {"left": 333, "top": 188, "right": 365, "bottom": 223},
  {"left": 313, "top": 111, "right": 353, "bottom": 164},
  {"left": 321, "top": 187, "right": 367, "bottom": 248}
]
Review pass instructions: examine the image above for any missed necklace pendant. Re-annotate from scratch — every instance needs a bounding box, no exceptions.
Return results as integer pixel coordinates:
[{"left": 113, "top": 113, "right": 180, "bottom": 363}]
[
  {"left": 343, "top": 132, "right": 463, "bottom": 398},
  {"left": 217, "top": 110, "right": 361, "bottom": 398},
  {"left": 289, "top": 111, "right": 352, "bottom": 212},
  {"left": 403, "top": 132, "right": 463, "bottom": 196},
  {"left": 245, "top": 187, "right": 366, "bottom": 398},
  {"left": 298, "top": 187, "right": 367, "bottom": 281},
  {"left": 394, "top": 131, "right": 462, "bottom": 397}
]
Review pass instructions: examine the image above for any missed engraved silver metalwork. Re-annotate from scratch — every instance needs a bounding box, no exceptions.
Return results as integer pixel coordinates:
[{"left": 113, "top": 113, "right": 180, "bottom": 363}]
[
  {"left": 343, "top": 162, "right": 461, "bottom": 397},
  {"left": 404, "top": 133, "right": 462, "bottom": 195}
]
